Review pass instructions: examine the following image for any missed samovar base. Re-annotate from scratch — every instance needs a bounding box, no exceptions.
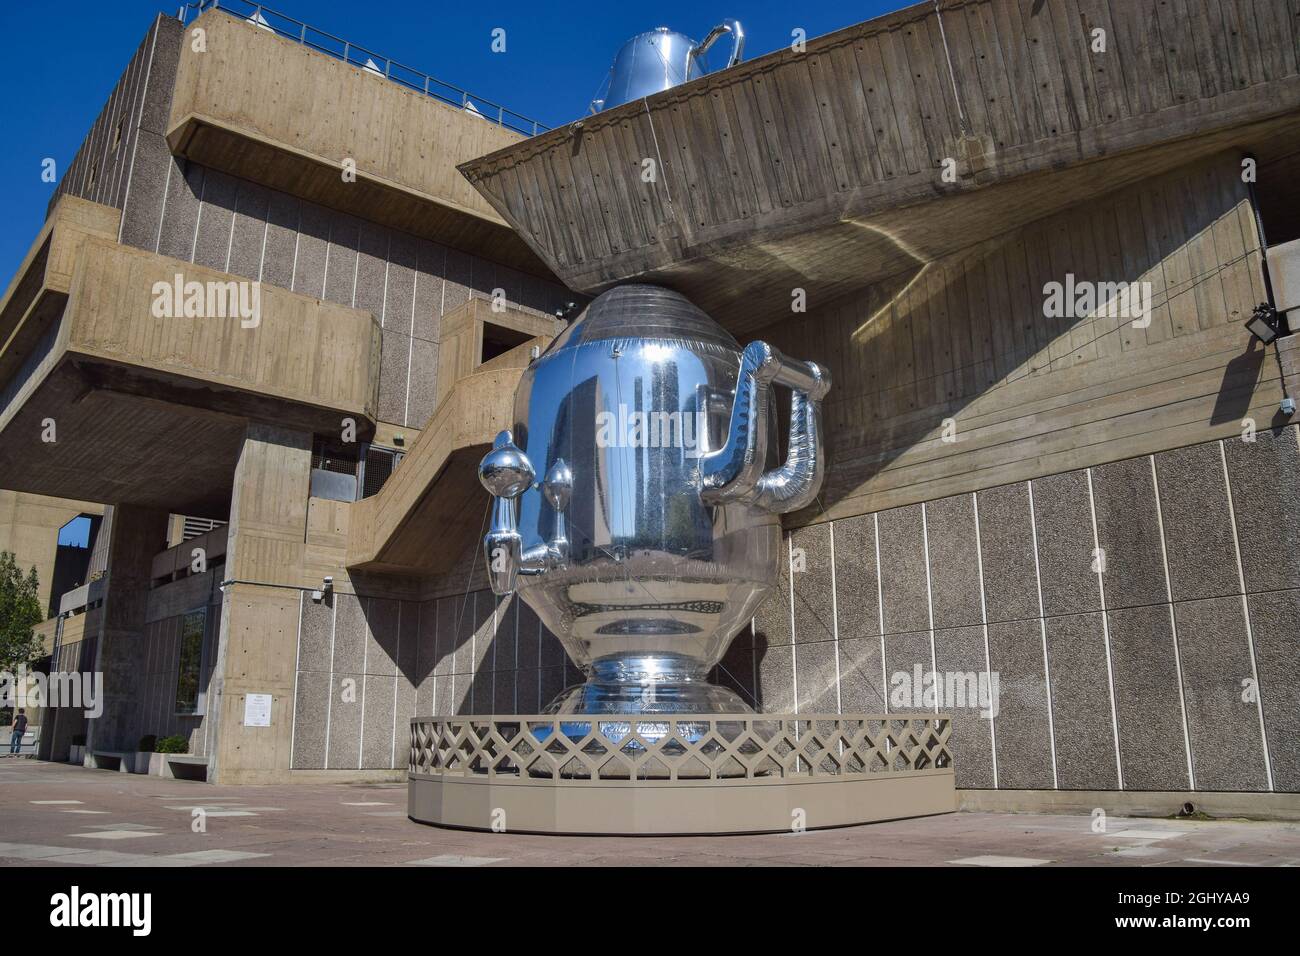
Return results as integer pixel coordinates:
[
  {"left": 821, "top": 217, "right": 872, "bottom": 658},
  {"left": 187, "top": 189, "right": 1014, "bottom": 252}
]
[{"left": 545, "top": 654, "right": 754, "bottom": 715}]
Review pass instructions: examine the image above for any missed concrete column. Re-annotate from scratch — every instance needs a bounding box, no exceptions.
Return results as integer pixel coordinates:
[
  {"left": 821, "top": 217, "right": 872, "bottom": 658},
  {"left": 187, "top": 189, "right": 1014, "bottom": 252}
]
[
  {"left": 85, "top": 504, "right": 169, "bottom": 755},
  {"left": 208, "top": 423, "right": 313, "bottom": 784}
]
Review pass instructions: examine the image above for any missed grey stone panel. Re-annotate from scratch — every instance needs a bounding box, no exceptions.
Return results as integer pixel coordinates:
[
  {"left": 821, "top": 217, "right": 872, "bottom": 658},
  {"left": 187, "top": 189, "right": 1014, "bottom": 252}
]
[
  {"left": 882, "top": 630, "right": 936, "bottom": 712},
  {"left": 515, "top": 668, "right": 541, "bottom": 713},
  {"left": 473, "top": 589, "right": 496, "bottom": 672},
  {"left": 433, "top": 595, "right": 457, "bottom": 678},
  {"left": 119, "top": 131, "right": 174, "bottom": 251},
  {"left": 753, "top": 534, "right": 792, "bottom": 647},
  {"left": 987, "top": 619, "right": 1055, "bottom": 789},
  {"left": 755, "top": 642, "right": 795, "bottom": 713},
  {"left": 933, "top": 625, "right": 995, "bottom": 788},
  {"left": 791, "top": 523, "right": 834, "bottom": 644},
  {"left": 322, "top": 211, "right": 361, "bottom": 306},
  {"left": 925, "top": 494, "right": 983, "bottom": 629},
  {"left": 1044, "top": 612, "right": 1119, "bottom": 790},
  {"left": 447, "top": 592, "right": 476, "bottom": 676},
  {"left": 443, "top": 248, "right": 472, "bottom": 313},
  {"left": 378, "top": 328, "right": 410, "bottom": 424},
  {"left": 297, "top": 593, "right": 333, "bottom": 672},
  {"left": 1223, "top": 427, "right": 1300, "bottom": 593},
  {"left": 397, "top": 599, "right": 419, "bottom": 677},
  {"left": 516, "top": 601, "right": 542, "bottom": 670},
  {"left": 361, "top": 674, "right": 396, "bottom": 769},
  {"left": 1106, "top": 605, "right": 1190, "bottom": 791},
  {"left": 290, "top": 671, "right": 329, "bottom": 769},
  {"left": 156, "top": 159, "right": 203, "bottom": 261},
  {"left": 470, "top": 253, "right": 499, "bottom": 298},
  {"left": 363, "top": 597, "right": 399, "bottom": 676},
  {"left": 192, "top": 168, "right": 237, "bottom": 271},
  {"left": 395, "top": 672, "right": 418, "bottom": 750},
  {"left": 832, "top": 514, "right": 880, "bottom": 640},
  {"left": 540, "top": 620, "right": 567, "bottom": 668},
  {"left": 413, "top": 599, "right": 439, "bottom": 705},
  {"left": 715, "top": 622, "right": 756, "bottom": 709},
  {"left": 261, "top": 190, "right": 300, "bottom": 289},
  {"left": 431, "top": 675, "right": 452, "bottom": 716},
  {"left": 492, "top": 595, "right": 519, "bottom": 672},
  {"left": 331, "top": 593, "right": 367, "bottom": 674},
  {"left": 539, "top": 667, "right": 566, "bottom": 711},
  {"left": 1154, "top": 442, "right": 1240, "bottom": 602},
  {"left": 1175, "top": 597, "right": 1270, "bottom": 791},
  {"left": 452, "top": 672, "right": 474, "bottom": 715},
  {"left": 325, "top": 673, "right": 364, "bottom": 770},
  {"left": 794, "top": 640, "right": 839, "bottom": 713},
  {"left": 492, "top": 669, "right": 517, "bottom": 715},
  {"left": 407, "top": 338, "right": 439, "bottom": 428},
  {"left": 138, "top": 17, "right": 183, "bottom": 133},
  {"left": 1091, "top": 456, "right": 1168, "bottom": 610},
  {"left": 977, "top": 482, "right": 1040, "bottom": 624},
  {"left": 227, "top": 178, "right": 271, "bottom": 280},
  {"left": 291, "top": 202, "right": 331, "bottom": 298},
  {"left": 1247, "top": 589, "right": 1300, "bottom": 791},
  {"left": 355, "top": 222, "right": 389, "bottom": 322},
  {"left": 386, "top": 231, "right": 419, "bottom": 334},
  {"left": 1033, "top": 471, "right": 1102, "bottom": 617},
  {"left": 413, "top": 239, "right": 446, "bottom": 342},
  {"left": 837, "top": 636, "right": 888, "bottom": 713},
  {"left": 878, "top": 505, "right": 930, "bottom": 634}
]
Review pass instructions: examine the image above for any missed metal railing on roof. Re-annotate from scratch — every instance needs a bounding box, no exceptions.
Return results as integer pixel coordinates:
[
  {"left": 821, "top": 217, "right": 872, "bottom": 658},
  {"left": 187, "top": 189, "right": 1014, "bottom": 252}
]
[{"left": 177, "top": 0, "right": 550, "bottom": 136}]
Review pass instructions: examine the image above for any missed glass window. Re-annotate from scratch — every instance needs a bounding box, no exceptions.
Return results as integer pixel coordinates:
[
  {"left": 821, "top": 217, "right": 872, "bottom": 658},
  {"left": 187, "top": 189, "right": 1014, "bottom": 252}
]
[{"left": 174, "top": 609, "right": 206, "bottom": 715}]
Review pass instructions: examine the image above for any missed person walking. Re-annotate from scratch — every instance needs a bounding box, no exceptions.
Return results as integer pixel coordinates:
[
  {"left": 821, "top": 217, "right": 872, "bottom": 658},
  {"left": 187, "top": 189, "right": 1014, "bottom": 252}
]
[{"left": 10, "top": 709, "right": 28, "bottom": 754}]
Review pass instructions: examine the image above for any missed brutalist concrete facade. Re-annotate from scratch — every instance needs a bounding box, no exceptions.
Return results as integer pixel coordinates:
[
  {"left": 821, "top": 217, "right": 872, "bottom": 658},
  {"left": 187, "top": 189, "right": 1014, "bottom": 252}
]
[{"left": 3, "top": 2, "right": 1299, "bottom": 807}]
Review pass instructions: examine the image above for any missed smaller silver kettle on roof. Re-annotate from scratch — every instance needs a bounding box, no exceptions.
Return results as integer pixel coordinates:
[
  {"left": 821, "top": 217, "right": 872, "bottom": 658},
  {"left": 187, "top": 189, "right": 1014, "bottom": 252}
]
[{"left": 591, "top": 20, "right": 744, "bottom": 113}]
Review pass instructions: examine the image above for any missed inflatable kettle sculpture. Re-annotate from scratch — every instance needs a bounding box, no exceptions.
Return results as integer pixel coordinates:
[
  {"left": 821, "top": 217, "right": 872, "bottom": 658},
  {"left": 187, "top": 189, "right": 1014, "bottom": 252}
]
[
  {"left": 478, "top": 285, "right": 830, "bottom": 715},
  {"left": 592, "top": 21, "right": 745, "bottom": 112}
]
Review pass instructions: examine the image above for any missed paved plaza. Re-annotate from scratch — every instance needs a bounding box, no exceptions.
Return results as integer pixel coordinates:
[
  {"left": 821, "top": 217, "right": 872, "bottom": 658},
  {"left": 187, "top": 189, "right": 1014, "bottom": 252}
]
[{"left": 1, "top": 758, "right": 1298, "bottom": 867}]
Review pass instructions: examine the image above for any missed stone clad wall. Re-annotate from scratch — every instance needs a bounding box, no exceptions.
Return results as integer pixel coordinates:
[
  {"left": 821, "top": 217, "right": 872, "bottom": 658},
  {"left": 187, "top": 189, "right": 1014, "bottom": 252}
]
[
  {"left": 288, "top": 426, "right": 1299, "bottom": 793},
  {"left": 731, "top": 426, "right": 1299, "bottom": 793}
]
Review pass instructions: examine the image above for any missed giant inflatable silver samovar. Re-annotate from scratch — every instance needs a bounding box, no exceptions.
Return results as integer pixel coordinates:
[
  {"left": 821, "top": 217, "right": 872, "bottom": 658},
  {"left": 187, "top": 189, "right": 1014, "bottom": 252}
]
[{"left": 478, "top": 285, "right": 829, "bottom": 715}]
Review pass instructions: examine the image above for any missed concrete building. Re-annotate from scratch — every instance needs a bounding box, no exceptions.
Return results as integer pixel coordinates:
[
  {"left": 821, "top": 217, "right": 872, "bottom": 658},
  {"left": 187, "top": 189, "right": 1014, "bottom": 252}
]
[{"left": 1, "top": 0, "right": 1298, "bottom": 814}]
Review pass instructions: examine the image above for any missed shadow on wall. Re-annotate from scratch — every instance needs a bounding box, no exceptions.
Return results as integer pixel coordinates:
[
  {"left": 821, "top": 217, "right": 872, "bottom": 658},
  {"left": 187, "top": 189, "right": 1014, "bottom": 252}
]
[{"left": 753, "top": 152, "right": 1267, "bottom": 518}]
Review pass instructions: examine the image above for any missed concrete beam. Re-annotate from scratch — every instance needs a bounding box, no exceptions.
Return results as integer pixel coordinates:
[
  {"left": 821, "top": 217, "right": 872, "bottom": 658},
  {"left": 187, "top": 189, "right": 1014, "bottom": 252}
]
[{"left": 461, "top": 0, "right": 1300, "bottom": 333}]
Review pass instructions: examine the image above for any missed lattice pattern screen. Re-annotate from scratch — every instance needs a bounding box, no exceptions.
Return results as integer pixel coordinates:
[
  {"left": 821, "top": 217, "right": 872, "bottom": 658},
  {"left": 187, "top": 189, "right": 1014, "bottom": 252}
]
[{"left": 410, "top": 715, "right": 952, "bottom": 783}]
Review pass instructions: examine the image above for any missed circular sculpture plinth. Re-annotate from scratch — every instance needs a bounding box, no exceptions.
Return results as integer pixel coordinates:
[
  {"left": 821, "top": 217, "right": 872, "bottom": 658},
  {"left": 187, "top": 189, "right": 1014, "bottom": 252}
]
[{"left": 407, "top": 714, "right": 957, "bottom": 836}]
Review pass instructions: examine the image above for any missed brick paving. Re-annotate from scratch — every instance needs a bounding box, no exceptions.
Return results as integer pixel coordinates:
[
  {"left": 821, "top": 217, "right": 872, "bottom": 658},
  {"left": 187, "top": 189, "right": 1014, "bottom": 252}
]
[{"left": 2, "top": 758, "right": 1298, "bottom": 867}]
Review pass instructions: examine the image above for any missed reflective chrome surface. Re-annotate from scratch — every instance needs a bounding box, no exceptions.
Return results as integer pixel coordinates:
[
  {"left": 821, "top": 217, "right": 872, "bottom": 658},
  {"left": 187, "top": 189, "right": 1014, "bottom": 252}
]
[
  {"left": 593, "top": 21, "right": 744, "bottom": 112},
  {"left": 479, "top": 284, "right": 829, "bottom": 714}
]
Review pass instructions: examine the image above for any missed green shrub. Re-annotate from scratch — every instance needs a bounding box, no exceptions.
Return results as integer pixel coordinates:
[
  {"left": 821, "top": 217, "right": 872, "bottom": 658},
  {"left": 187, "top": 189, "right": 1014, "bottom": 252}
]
[
  {"left": 154, "top": 735, "right": 188, "bottom": 754},
  {"left": 137, "top": 735, "right": 156, "bottom": 752},
  {"left": 71, "top": 734, "right": 86, "bottom": 746}
]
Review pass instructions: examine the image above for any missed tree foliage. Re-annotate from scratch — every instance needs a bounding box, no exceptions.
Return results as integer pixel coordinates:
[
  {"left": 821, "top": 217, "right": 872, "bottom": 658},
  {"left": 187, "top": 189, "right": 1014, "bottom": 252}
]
[{"left": 0, "top": 551, "right": 44, "bottom": 674}]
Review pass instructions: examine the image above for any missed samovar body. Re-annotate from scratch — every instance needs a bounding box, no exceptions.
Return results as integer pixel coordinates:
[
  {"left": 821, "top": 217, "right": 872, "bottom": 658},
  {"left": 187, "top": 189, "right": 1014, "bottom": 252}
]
[{"left": 479, "top": 285, "right": 829, "bottom": 715}]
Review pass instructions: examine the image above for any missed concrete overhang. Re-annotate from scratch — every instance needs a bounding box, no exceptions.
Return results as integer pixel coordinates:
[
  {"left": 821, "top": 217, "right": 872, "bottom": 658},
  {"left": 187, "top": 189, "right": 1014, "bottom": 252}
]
[
  {"left": 460, "top": 0, "right": 1300, "bottom": 334},
  {"left": 166, "top": 8, "right": 556, "bottom": 280},
  {"left": 0, "top": 225, "right": 380, "bottom": 516}
]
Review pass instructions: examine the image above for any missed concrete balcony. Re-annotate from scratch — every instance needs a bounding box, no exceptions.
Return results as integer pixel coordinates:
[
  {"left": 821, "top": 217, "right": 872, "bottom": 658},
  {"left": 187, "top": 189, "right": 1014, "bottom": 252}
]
[
  {"left": 0, "top": 214, "right": 380, "bottom": 516},
  {"left": 166, "top": 8, "right": 551, "bottom": 278},
  {"left": 461, "top": 0, "right": 1300, "bottom": 334}
]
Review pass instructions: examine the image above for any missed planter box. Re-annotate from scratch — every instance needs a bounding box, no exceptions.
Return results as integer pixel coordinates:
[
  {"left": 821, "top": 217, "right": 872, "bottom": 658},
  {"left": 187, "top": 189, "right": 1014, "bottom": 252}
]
[
  {"left": 132, "top": 751, "right": 153, "bottom": 774},
  {"left": 69, "top": 745, "right": 84, "bottom": 764}
]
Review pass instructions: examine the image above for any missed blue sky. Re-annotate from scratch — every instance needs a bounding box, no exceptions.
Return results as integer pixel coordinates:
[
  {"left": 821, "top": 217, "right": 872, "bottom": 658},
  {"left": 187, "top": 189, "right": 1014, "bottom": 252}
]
[{"left": 0, "top": 0, "right": 902, "bottom": 281}]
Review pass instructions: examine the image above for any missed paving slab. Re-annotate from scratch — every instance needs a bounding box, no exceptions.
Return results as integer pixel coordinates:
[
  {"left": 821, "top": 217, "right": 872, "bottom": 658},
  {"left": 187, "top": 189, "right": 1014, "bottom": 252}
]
[{"left": 1, "top": 759, "right": 1298, "bottom": 866}]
